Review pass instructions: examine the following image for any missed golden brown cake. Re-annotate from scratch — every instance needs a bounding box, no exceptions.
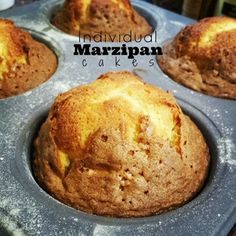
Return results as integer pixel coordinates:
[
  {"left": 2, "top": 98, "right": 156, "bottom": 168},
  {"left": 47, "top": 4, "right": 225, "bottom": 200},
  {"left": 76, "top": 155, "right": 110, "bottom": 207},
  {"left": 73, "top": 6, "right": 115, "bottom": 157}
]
[
  {"left": 158, "top": 16, "right": 236, "bottom": 99},
  {"left": 33, "top": 71, "right": 209, "bottom": 217},
  {"left": 0, "top": 19, "right": 57, "bottom": 99},
  {"left": 52, "top": 0, "right": 153, "bottom": 41}
]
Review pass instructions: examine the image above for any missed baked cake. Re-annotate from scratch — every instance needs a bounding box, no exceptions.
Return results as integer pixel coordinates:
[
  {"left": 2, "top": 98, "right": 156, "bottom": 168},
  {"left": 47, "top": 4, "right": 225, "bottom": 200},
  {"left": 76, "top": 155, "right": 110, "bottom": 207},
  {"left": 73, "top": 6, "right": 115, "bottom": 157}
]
[
  {"left": 158, "top": 16, "right": 236, "bottom": 99},
  {"left": 52, "top": 0, "right": 153, "bottom": 41},
  {"left": 0, "top": 19, "right": 57, "bottom": 98},
  {"left": 33, "top": 71, "right": 209, "bottom": 217}
]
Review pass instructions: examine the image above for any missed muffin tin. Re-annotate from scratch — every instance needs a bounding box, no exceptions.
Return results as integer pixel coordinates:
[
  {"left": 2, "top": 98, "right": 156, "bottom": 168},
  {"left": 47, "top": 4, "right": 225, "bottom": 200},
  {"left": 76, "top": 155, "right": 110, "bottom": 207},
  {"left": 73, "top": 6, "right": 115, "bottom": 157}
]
[{"left": 0, "top": 0, "right": 236, "bottom": 235}]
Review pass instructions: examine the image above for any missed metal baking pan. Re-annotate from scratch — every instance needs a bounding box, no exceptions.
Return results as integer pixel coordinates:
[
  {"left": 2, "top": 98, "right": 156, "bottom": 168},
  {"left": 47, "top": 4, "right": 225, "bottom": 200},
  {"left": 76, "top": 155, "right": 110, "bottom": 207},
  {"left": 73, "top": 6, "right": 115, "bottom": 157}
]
[{"left": 0, "top": 0, "right": 235, "bottom": 235}]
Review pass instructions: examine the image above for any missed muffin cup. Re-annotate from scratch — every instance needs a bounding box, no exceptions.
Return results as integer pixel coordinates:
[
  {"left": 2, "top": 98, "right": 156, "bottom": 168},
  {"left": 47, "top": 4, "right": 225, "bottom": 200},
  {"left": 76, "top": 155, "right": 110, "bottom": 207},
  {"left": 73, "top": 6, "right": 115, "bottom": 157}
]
[
  {"left": 156, "top": 38, "right": 236, "bottom": 100},
  {"left": 0, "top": 28, "right": 61, "bottom": 101},
  {"left": 41, "top": 0, "right": 163, "bottom": 43},
  {"left": 0, "top": 0, "right": 236, "bottom": 235}
]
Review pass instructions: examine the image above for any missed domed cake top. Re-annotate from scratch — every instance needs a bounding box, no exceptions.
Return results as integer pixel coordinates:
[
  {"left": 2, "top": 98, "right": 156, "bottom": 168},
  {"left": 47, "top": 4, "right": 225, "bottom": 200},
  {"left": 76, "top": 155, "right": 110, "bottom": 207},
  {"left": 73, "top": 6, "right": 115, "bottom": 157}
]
[
  {"left": 52, "top": 0, "right": 153, "bottom": 41},
  {"left": 0, "top": 19, "right": 28, "bottom": 80},
  {"left": 0, "top": 18, "right": 57, "bottom": 99},
  {"left": 33, "top": 71, "right": 209, "bottom": 217},
  {"left": 50, "top": 71, "right": 182, "bottom": 175},
  {"left": 175, "top": 16, "right": 236, "bottom": 56}
]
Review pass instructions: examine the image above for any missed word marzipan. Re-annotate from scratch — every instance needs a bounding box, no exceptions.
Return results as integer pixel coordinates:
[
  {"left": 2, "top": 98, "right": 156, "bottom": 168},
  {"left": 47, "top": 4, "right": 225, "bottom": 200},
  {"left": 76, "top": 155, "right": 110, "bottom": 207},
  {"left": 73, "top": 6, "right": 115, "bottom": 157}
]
[{"left": 74, "top": 44, "right": 163, "bottom": 59}]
